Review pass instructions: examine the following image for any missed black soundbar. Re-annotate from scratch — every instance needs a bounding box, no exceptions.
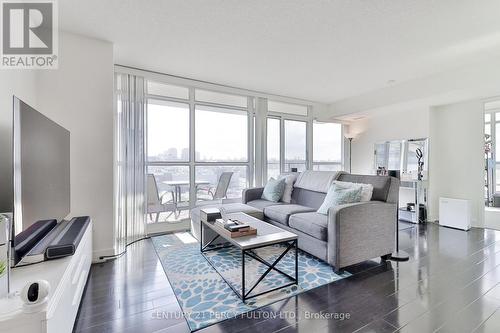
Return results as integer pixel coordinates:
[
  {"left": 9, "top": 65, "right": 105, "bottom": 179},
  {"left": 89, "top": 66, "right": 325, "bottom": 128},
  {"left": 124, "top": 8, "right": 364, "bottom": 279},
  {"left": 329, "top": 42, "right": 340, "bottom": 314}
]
[
  {"left": 45, "top": 216, "right": 90, "bottom": 260},
  {"left": 14, "top": 219, "right": 57, "bottom": 262}
]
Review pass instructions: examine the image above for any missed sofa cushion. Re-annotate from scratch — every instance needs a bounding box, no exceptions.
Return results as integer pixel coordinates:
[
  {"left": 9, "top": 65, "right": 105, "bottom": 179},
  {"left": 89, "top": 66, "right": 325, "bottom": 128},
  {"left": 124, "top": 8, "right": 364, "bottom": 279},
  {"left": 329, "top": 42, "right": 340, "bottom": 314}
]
[
  {"left": 333, "top": 180, "right": 373, "bottom": 202},
  {"left": 290, "top": 187, "right": 327, "bottom": 210},
  {"left": 247, "top": 199, "right": 284, "bottom": 211},
  {"left": 294, "top": 170, "right": 339, "bottom": 193},
  {"left": 289, "top": 212, "right": 328, "bottom": 241},
  {"left": 336, "top": 174, "right": 391, "bottom": 202},
  {"left": 278, "top": 173, "right": 298, "bottom": 203},
  {"left": 261, "top": 177, "right": 286, "bottom": 202},
  {"left": 263, "top": 204, "right": 315, "bottom": 226},
  {"left": 317, "top": 183, "right": 363, "bottom": 215}
]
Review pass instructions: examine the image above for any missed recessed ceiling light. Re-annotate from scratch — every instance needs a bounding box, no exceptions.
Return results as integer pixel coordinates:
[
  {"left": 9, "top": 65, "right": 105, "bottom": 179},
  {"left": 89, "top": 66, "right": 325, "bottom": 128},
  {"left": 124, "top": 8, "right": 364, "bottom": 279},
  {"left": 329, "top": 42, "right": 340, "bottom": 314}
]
[{"left": 387, "top": 80, "right": 396, "bottom": 85}]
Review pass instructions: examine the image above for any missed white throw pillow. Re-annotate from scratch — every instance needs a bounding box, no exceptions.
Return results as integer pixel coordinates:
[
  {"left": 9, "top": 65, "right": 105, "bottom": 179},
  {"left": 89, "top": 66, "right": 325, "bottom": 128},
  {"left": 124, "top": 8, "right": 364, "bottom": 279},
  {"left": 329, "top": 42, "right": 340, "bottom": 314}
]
[
  {"left": 278, "top": 173, "right": 298, "bottom": 203},
  {"left": 333, "top": 180, "right": 373, "bottom": 202}
]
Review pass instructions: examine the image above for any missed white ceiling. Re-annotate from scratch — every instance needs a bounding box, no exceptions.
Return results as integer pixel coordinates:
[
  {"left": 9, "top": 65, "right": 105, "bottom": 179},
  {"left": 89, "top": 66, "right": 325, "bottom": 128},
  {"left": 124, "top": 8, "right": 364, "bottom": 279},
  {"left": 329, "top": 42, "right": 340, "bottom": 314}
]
[{"left": 60, "top": 0, "right": 500, "bottom": 104}]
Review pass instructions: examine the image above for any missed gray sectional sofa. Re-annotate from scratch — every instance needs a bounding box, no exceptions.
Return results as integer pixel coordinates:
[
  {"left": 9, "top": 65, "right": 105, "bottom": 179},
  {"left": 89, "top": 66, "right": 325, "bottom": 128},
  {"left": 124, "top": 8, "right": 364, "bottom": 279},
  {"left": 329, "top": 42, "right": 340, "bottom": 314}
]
[
  {"left": 242, "top": 171, "right": 399, "bottom": 271},
  {"left": 190, "top": 171, "right": 399, "bottom": 272}
]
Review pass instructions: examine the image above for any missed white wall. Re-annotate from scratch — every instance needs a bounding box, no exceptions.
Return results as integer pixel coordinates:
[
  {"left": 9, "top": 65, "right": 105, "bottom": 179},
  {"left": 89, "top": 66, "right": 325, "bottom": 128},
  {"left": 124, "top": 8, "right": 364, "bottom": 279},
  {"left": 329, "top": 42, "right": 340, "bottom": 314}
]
[
  {"left": 347, "top": 107, "right": 429, "bottom": 175},
  {"left": 346, "top": 99, "right": 487, "bottom": 227},
  {"left": 346, "top": 107, "right": 430, "bottom": 209},
  {"left": 0, "top": 72, "right": 38, "bottom": 213},
  {"left": 429, "top": 100, "right": 484, "bottom": 226},
  {"left": 36, "top": 32, "right": 115, "bottom": 260}
]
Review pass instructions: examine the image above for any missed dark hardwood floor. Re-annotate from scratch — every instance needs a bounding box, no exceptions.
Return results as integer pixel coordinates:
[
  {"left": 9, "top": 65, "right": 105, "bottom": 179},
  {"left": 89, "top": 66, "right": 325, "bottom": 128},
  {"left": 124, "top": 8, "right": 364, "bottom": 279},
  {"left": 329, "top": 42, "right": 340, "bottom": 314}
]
[{"left": 73, "top": 222, "right": 500, "bottom": 333}]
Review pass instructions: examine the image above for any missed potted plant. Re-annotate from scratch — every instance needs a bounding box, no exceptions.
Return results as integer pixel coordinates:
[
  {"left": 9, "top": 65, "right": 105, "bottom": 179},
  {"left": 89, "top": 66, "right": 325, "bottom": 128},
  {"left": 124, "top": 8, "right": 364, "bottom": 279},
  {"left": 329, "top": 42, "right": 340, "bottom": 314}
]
[{"left": 0, "top": 214, "right": 9, "bottom": 298}]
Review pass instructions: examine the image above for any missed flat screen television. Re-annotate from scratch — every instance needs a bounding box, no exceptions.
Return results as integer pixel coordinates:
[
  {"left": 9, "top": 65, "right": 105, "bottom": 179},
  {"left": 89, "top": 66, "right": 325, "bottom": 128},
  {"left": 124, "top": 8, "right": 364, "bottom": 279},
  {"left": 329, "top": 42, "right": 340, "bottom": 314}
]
[{"left": 12, "top": 97, "right": 70, "bottom": 241}]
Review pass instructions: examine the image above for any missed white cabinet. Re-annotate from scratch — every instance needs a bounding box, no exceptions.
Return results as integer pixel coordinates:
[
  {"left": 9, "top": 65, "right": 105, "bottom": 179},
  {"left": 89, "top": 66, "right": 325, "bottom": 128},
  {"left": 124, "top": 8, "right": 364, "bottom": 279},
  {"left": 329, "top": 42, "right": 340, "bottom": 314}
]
[{"left": 0, "top": 220, "right": 92, "bottom": 333}]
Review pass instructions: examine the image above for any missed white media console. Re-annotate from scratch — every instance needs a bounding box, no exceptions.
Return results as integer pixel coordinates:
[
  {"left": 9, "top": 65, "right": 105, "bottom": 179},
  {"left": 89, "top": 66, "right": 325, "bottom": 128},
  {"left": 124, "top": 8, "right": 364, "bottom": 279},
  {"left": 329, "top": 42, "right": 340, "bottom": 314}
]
[{"left": 0, "top": 220, "right": 92, "bottom": 333}]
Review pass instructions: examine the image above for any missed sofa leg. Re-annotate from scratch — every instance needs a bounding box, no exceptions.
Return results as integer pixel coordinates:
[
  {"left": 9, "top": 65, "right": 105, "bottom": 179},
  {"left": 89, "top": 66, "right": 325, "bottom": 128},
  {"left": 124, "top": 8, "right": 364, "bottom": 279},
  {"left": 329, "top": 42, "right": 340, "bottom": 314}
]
[
  {"left": 381, "top": 254, "right": 391, "bottom": 261},
  {"left": 334, "top": 268, "right": 344, "bottom": 275}
]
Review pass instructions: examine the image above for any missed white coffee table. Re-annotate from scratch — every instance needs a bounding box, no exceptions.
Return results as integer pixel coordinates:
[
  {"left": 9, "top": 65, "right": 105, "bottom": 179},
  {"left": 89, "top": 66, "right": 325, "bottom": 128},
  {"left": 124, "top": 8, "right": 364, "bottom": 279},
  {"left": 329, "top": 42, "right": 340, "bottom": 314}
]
[{"left": 200, "top": 212, "right": 298, "bottom": 302}]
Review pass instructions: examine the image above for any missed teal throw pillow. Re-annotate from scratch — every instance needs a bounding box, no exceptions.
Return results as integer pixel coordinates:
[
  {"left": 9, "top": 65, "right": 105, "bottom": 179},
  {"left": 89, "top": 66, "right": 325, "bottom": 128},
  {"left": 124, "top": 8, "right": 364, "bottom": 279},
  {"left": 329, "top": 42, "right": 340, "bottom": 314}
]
[
  {"left": 317, "top": 183, "right": 363, "bottom": 215},
  {"left": 261, "top": 177, "right": 286, "bottom": 202}
]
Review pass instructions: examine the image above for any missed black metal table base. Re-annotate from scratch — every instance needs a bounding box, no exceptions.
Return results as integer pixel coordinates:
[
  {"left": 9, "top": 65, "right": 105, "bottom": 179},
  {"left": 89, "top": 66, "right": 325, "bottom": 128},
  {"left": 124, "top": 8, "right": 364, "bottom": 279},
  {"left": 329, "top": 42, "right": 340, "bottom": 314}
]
[{"left": 200, "top": 222, "right": 298, "bottom": 302}]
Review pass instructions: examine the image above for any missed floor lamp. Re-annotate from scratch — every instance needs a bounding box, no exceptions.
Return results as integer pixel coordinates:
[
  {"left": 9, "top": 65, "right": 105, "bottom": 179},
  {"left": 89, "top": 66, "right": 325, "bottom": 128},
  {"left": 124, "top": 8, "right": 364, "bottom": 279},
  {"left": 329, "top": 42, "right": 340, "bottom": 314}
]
[{"left": 346, "top": 136, "right": 353, "bottom": 173}]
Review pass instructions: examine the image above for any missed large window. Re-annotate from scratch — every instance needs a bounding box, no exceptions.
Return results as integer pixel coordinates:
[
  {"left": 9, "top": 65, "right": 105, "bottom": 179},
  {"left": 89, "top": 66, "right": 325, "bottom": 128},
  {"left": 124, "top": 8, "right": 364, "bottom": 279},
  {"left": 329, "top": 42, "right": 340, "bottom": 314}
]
[
  {"left": 267, "top": 118, "right": 280, "bottom": 179},
  {"left": 284, "top": 120, "right": 307, "bottom": 172},
  {"left": 313, "top": 122, "right": 342, "bottom": 171},
  {"left": 195, "top": 89, "right": 248, "bottom": 108},
  {"left": 264, "top": 103, "right": 343, "bottom": 177},
  {"left": 147, "top": 100, "right": 189, "bottom": 162},
  {"left": 268, "top": 101, "right": 308, "bottom": 116},
  {"left": 147, "top": 81, "right": 189, "bottom": 100},
  {"left": 195, "top": 106, "right": 248, "bottom": 162},
  {"left": 145, "top": 80, "right": 252, "bottom": 225}
]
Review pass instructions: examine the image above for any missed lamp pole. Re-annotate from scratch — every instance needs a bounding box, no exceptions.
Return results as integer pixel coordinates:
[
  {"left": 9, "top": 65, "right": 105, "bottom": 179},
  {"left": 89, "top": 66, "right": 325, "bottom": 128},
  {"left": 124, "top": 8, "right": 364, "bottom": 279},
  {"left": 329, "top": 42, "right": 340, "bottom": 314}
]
[
  {"left": 348, "top": 137, "right": 353, "bottom": 173},
  {"left": 390, "top": 187, "right": 409, "bottom": 261}
]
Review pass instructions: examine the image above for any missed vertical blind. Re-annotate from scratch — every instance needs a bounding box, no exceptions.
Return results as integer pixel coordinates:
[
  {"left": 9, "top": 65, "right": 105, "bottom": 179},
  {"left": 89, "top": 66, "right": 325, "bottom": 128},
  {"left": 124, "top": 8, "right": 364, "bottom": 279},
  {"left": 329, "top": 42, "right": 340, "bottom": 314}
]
[{"left": 115, "top": 73, "right": 146, "bottom": 253}]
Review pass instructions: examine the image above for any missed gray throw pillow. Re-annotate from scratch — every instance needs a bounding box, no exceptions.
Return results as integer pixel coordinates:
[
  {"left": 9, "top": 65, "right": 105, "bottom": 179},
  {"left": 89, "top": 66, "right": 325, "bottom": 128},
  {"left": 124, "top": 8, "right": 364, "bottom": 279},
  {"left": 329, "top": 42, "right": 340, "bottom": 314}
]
[{"left": 261, "top": 177, "right": 286, "bottom": 202}]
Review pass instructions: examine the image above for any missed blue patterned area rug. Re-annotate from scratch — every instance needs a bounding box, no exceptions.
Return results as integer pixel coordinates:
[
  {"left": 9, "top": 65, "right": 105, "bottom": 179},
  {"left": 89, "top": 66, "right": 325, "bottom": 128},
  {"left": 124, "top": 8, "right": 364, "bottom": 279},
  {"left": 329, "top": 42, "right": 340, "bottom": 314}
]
[{"left": 151, "top": 233, "right": 350, "bottom": 331}]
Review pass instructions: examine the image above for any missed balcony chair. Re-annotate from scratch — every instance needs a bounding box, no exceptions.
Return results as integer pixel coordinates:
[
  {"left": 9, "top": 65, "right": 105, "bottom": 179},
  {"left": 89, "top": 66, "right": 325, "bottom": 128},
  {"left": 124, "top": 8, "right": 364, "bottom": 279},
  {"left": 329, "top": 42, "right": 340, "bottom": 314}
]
[
  {"left": 147, "top": 174, "right": 178, "bottom": 222},
  {"left": 196, "top": 172, "right": 234, "bottom": 202}
]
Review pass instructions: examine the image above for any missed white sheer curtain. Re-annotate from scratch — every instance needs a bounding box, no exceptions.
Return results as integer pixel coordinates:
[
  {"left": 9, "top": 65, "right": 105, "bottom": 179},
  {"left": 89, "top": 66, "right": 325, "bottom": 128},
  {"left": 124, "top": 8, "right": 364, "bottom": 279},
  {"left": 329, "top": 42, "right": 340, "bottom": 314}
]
[{"left": 115, "top": 72, "right": 146, "bottom": 254}]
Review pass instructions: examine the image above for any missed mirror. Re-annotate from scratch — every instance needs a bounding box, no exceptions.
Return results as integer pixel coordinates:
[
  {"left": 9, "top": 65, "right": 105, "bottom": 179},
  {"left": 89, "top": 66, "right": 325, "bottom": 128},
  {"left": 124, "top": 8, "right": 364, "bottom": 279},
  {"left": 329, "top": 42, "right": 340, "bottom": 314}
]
[{"left": 374, "top": 138, "right": 428, "bottom": 181}]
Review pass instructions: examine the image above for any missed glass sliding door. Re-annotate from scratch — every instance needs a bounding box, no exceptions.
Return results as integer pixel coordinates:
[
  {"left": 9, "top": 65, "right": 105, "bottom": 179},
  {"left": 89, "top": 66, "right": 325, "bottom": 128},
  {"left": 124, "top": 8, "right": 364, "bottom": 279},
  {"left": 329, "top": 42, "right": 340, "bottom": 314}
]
[
  {"left": 284, "top": 119, "right": 307, "bottom": 172},
  {"left": 194, "top": 100, "right": 251, "bottom": 204},
  {"left": 146, "top": 98, "right": 191, "bottom": 224},
  {"left": 147, "top": 165, "right": 190, "bottom": 212}
]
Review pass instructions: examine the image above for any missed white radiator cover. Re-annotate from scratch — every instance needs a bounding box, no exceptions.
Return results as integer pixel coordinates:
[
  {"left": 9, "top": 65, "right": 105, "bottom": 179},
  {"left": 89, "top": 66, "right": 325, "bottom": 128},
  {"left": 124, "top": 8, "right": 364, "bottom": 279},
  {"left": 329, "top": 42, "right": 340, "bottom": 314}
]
[{"left": 439, "top": 197, "right": 471, "bottom": 231}]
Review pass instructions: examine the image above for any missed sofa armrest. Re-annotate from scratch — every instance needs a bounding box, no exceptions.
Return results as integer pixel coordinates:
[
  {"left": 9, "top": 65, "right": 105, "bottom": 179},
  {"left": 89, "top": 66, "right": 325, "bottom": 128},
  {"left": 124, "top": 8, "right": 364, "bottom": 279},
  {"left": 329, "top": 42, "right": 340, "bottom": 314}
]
[
  {"left": 242, "top": 187, "right": 265, "bottom": 204},
  {"left": 327, "top": 201, "right": 396, "bottom": 269}
]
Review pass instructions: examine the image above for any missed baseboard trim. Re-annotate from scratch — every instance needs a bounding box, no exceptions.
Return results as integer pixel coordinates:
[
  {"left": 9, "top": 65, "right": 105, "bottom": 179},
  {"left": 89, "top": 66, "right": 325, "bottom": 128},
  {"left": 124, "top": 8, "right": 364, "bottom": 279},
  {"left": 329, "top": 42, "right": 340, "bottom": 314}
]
[{"left": 92, "top": 247, "right": 115, "bottom": 263}]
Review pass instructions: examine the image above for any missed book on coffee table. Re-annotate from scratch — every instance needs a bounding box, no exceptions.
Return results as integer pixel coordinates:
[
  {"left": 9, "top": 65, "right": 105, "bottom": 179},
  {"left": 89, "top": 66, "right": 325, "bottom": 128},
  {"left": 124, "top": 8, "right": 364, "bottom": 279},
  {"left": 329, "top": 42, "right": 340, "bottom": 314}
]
[{"left": 213, "top": 218, "right": 256, "bottom": 238}]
